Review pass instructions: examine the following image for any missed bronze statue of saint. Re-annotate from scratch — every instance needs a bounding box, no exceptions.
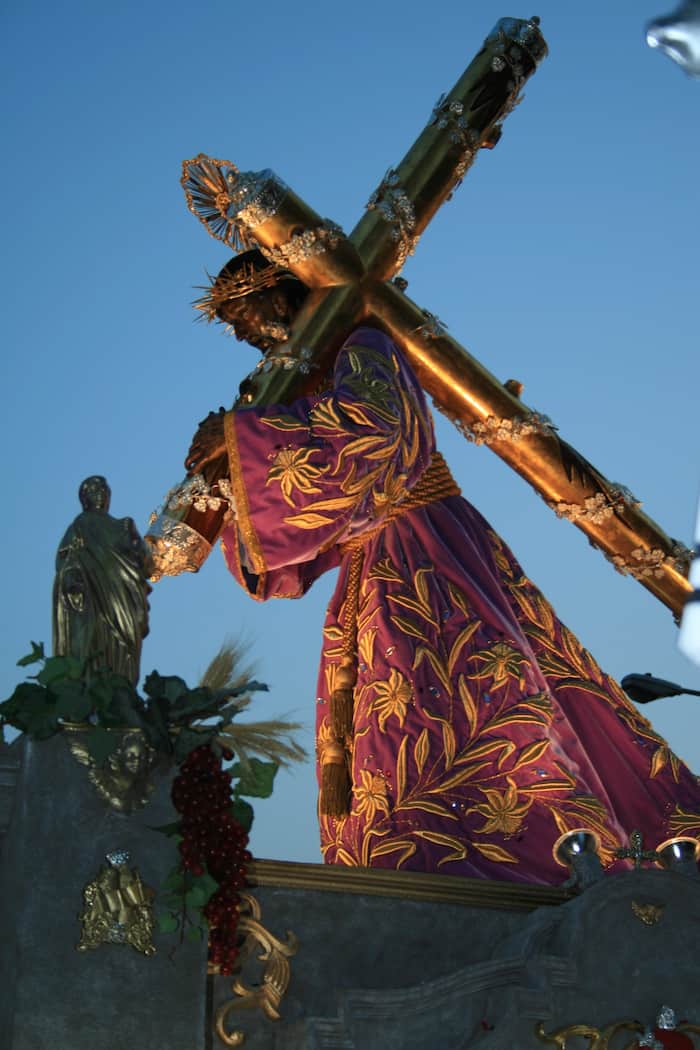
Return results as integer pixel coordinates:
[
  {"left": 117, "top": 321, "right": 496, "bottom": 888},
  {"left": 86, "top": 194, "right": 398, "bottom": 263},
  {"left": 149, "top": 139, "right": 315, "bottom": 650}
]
[{"left": 53, "top": 476, "right": 153, "bottom": 686}]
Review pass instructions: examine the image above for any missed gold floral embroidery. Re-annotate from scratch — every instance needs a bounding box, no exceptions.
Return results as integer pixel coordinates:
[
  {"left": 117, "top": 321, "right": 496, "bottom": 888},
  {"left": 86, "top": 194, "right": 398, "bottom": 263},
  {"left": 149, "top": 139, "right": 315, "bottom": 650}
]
[
  {"left": 266, "top": 447, "right": 327, "bottom": 506},
  {"left": 467, "top": 641, "right": 527, "bottom": 689},
  {"left": 470, "top": 778, "right": 532, "bottom": 836},
  {"left": 353, "top": 770, "right": 390, "bottom": 821},
  {"left": 367, "top": 669, "right": 412, "bottom": 732}
]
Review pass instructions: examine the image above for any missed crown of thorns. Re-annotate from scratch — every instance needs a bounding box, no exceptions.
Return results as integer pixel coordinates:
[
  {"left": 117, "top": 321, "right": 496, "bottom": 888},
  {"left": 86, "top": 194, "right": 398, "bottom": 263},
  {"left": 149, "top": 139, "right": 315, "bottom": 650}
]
[{"left": 193, "top": 258, "right": 298, "bottom": 327}]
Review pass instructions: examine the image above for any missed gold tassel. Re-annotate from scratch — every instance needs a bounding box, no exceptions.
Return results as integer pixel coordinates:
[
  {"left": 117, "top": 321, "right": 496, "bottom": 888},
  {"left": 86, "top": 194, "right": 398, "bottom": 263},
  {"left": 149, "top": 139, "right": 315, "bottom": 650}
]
[
  {"left": 329, "top": 657, "right": 356, "bottom": 740},
  {"left": 320, "top": 750, "right": 352, "bottom": 818}
]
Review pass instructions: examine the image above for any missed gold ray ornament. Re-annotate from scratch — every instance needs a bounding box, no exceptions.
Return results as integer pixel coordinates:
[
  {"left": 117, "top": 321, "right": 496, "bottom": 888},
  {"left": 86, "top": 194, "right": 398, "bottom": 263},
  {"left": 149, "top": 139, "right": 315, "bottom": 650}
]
[{"left": 151, "top": 16, "right": 691, "bottom": 618}]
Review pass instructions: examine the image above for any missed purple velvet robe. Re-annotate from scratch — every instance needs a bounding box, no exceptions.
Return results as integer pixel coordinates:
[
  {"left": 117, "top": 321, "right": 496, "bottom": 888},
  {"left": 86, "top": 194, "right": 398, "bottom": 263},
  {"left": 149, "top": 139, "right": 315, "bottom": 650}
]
[{"left": 221, "top": 327, "right": 700, "bottom": 883}]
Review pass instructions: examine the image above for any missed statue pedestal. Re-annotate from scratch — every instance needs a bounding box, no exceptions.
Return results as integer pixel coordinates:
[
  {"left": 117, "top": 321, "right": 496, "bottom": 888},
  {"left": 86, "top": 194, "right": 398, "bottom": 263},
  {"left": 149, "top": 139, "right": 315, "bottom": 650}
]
[
  {"left": 0, "top": 734, "right": 206, "bottom": 1050},
  {"left": 2, "top": 734, "right": 699, "bottom": 1048},
  {"left": 212, "top": 859, "right": 700, "bottom": 1048}
]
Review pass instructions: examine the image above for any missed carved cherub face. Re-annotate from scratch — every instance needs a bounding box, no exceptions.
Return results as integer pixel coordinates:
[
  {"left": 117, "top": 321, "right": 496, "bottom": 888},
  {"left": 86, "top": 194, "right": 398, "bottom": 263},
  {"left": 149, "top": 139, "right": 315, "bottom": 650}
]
[{"left": 109, "top": 733, "right": 149, "bottom": 778}]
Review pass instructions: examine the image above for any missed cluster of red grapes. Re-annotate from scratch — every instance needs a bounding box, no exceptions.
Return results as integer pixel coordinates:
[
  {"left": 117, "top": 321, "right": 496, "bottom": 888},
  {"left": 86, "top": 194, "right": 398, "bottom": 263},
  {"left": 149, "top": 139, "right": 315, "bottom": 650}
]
[{"left": 171, "top": 743, "right": 251, "bottom": 975}]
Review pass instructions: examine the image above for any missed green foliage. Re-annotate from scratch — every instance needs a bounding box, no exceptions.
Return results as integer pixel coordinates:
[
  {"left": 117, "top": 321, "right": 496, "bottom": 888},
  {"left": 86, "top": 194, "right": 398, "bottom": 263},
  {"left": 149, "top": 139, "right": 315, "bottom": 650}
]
[
  {"left": 17, "top": 641, "right": 45, "bottom": 667},
  {"left": 230, "top": 757, "right": 278, "bottom": 799},
  {"left": 229, "top": 797, "right": 255, "bottom": 832}
]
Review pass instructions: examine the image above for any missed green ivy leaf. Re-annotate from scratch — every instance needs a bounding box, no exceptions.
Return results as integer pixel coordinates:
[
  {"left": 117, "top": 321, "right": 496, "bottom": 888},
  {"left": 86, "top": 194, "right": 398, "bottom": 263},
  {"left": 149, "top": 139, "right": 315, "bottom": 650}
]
[
  {"left": 231, "top": 758, "right": 278, "bottom": 799},
  {"left": 143, "top": 672, "right": 189, "bottom": 705},
  {"left": 36, "top": 654, "right": 84, "bottom": 685},
  {"left": 185, "top": 925, "right": 204, "bottom": 942},
  {"left": 52, "top": 681, "right": 92, "bottom": 723},
  {"left": 157, "top": 912, "right": 180, "bottom": 934},
  {"left": 173, "top": 726, "right": 213, "bottom": 764},
  {"left": 0, "top": 682, "right": 58, "bottom": 739},
  {"left": 169, "top": 687, "right": 217, "bottom": 721},
  {"left": 86, "top": 727, "right": 119, "bottom": 767},
  {"left": 17, "top": 641, "right": 45, "bottom": 667},
  {"left": 229, "top": 797, "right": 254, "bottom": 832},
  {"left": 185, "top": 871, "right": 217, "bottom": 909},
  {"left": 148, "top": 821, "right": 183, "bottom": 838}
]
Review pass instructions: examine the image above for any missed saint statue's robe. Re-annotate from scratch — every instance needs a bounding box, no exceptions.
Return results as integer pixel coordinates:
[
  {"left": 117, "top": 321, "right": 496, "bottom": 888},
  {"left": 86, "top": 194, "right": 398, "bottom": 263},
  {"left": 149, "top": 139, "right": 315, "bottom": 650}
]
[{"left": 220, "top": 327, "right": 700, "bottom": 883}]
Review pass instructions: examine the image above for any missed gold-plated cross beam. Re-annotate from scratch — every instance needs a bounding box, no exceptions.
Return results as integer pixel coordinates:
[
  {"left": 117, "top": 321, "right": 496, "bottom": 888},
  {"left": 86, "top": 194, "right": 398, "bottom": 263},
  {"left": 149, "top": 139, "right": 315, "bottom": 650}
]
[{"left": 159, "top": 16, "right": 690, "bottom": 617}]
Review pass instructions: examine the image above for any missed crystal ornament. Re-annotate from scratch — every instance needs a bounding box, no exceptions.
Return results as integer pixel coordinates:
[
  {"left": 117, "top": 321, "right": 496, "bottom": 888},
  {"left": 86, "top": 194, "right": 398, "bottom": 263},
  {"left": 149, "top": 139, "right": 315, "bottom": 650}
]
[{"left": 648, "top": 1, "right": 700, "bottom": 76}]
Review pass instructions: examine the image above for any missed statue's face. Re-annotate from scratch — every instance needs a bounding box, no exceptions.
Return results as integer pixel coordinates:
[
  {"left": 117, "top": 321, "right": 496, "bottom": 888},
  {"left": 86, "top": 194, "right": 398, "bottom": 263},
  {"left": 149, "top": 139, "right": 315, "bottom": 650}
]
[
  {"left": 219, "top": 286, "right": 294, "bottom": 351},
  {"left": 79, "top": 476, "right": 111, "bottom": 512}
]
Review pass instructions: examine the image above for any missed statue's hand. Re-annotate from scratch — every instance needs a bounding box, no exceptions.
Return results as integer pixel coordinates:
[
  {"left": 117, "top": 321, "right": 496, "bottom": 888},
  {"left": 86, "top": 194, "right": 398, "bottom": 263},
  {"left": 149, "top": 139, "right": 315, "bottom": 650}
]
[{"left": 185, "top": 407, "right": 228, "bottom": 474}]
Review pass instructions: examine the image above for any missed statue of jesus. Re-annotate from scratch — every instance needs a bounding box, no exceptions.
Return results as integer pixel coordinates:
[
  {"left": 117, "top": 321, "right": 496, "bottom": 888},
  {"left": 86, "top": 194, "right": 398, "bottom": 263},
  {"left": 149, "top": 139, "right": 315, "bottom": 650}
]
[{"left": 185, "top": 250, "right": 700, "bottom": 883}]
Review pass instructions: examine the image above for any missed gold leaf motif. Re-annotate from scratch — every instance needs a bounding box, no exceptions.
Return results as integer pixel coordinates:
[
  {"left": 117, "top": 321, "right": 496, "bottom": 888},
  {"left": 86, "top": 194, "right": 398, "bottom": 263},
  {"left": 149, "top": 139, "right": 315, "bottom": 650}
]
[
  {"left": 414, "top": 728, "right": 430, "bottom": 776},
  {"left": 496, "top": 740, "right": 516, "bottom": 769},
  {"left": 368, "top": 557, "right": 403, "bottom": 582},
  {"left": 389, "top": 593, "right": 439, "bottom": 627},
  {"left": 453, "top": 737, "right": 514, "bottom": 765},
  {"left": 650, "top": 745, "right": 668, "bottom": 779},
  {"left": 431, "top": 761, "right": 493, "bottom": 792},
  {"left": 447, "top": 581, "right": 472, "bottom": 620},
  {"left": 260, "top": 414, "right": 309, "bottom": 432},
  {"left": 458, "top": 675, "right": 478, "bottom": 735},
  {"left": 510, "top": 738, "right": 550, "bottom": 771},
  {"left": 335, "top": 848, "right": 359, "bottom": 866},
  {"left": 413, "top": 645, "right": 451, "bottom": 693},
  {"left": 390, "top": 614, "right": 428, "bottom": 641},
  {"left": 358, "top": 627, "right": 378, "bottom": 672},
  {"left": 471, "top": 841, "right": 519, "bottom": 863},
  {"left": 448, "top": 620, "right": 481, "bottom": 676},
  {"left": 396, "top": 734, "right": 408, "bottom": 804},
  {"left": 442, "top": 722, "right": 456, "bottom": 770},
  {"left": 369, "top": 837, "right": 417, "bottom": 868},
  {"left": 282, "top": 511, "right": 335, "bottom": 529},
  {"left": 668, "top": 803, "right": 700, "bottom": 837},
  {"left": 397, "top": 800, "right": 459, "bottom": 820},
  {"left": 414, "top": 830, "right": 468, "bottom": 866}
]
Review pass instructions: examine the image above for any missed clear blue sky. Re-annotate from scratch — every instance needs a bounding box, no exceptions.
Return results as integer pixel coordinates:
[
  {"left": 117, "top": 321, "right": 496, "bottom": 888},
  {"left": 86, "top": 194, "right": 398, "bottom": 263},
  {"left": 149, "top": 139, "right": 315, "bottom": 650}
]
[{"left": 2, "top": 1, "right": 698, "bottom": 863}]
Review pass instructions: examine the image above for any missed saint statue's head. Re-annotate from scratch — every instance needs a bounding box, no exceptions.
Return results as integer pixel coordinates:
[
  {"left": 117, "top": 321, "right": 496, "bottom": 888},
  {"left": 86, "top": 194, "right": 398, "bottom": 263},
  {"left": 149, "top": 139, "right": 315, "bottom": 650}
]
[
  {"left": 194, "top": 249, "right": 309, "bottom": 352},
  {"left": 79, "top": 475, "right": 111, "bottom": 513}
]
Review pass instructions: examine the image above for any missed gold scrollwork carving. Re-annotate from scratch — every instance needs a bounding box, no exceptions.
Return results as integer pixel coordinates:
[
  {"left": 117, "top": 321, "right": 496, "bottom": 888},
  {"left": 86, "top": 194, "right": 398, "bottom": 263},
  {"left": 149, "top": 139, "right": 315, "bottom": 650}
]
[
  {"left": 535, "top": 1019, "right": 700, "bottom": 1049},
  {"left": 214, "top": 891, "right": 298, "bottom": 1047},
  {"left": 631, "top": 900, "right": 664, "bottom": 927}
]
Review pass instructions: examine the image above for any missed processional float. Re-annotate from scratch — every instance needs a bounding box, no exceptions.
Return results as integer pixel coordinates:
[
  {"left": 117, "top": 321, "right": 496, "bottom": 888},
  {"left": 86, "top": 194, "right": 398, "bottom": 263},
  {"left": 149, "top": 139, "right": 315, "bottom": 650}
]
[{"left": 147, "top": 16, "right": 691, "bottom": 621}]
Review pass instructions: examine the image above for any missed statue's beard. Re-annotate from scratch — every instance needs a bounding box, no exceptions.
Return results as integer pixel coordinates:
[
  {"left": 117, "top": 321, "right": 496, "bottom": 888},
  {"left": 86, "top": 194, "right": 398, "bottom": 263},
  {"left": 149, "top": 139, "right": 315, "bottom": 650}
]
[{"left": 257, "top": 320, "right": 290, "bottom": 343}]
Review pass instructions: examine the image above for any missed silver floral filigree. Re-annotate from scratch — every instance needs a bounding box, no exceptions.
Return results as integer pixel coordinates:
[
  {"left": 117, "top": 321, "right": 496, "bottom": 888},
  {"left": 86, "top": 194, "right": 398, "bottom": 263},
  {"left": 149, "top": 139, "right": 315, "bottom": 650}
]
[
  {"left": 145, "top": 516, "right": 213, "bottom": 580},
  {"left": 366, "top": 168, "right": 419, "bottom": 272},
  {"left": 260, "top": 220, "right": 344, "bottom": 268},
  {"left": 227, "top": 169, "right": 287, "bottom": 232},
  {"left": 548, "top": 485, "right": 640, "bottom": 526},
  {"left": 415, "top": 309, "right": 448, "bottom": 340},
  {"left": 548, "top": 492, "right": 616, "bottom": 525},
  {"left": 156, "top": 474, "right": 233, "bottom": 515},
  {"left": 251, "top": 345, "right": 317, "bottom": 377},
  {"left": 607, "top": 542, "right": 692, "bottom": 581},
  {"left": 452, "top": 411, "right": 556, "bottom": 446},
  {"left": 430, "top": 95, "right": 479, "bottom": 181}
]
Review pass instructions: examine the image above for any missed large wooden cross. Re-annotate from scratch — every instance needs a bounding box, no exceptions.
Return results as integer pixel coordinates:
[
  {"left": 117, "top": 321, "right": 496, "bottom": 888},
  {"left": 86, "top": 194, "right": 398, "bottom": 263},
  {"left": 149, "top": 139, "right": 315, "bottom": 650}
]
[{"left": 176, "top": 15, "right": 690, "bottom": 618}]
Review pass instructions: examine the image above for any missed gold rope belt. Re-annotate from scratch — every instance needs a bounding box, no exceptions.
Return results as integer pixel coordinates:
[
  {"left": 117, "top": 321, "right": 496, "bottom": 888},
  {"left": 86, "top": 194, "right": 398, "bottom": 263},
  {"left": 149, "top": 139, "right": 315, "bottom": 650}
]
[{"left": 321, "top": 451, "right": 461, "bottom": 817}]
